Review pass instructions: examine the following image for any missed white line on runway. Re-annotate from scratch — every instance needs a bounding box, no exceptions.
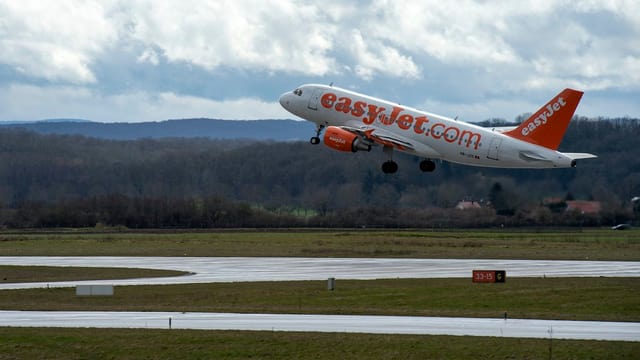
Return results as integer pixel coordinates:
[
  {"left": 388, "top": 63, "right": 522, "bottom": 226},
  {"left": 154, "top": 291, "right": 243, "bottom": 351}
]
[
  {"left": 2, "top": 311, "right": 638, "bottom": 342},
  {"left": 1, "top": 257, "right": 639, "bottom": 290}
]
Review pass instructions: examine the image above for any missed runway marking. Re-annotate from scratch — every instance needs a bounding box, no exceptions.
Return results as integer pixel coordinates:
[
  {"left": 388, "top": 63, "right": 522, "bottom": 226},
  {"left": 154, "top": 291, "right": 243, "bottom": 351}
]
[{"left": 2, "top": 311, "right": 639, "bottom": 342}]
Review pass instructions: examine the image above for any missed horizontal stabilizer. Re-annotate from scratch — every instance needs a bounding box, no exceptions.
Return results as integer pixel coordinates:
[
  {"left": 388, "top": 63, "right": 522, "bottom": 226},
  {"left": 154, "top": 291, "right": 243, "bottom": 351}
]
[{"left": 562, "top": 152, "right": 598, "bottom": 160}]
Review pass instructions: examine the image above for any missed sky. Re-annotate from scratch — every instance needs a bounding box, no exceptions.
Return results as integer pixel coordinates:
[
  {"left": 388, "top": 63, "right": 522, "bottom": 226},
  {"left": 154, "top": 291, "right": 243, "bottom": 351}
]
[{"left": 0, "top": 0, "right": 639, "bottom": 123}]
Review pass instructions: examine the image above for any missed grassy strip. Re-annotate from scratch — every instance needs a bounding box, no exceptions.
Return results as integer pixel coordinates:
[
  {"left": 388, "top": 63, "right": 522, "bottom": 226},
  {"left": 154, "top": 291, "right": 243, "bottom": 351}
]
[
  {"left": 1, "top": 327, "right": 638, "bottom": 359},
  {"left": 1, "top": 278, "right": 638, "bottom": 322},
  {"left": 0, "top": 229, "right": 639, "bottom": 260},
  {"left": 0, "top": 265, "right": 187, "bottom": 284}
]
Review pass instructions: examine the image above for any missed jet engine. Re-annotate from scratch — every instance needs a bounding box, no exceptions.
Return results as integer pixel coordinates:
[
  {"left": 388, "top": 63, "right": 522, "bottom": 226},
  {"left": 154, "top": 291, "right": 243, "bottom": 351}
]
[{"left": 323, "top": 126, "right": 372, "bottom": 152}]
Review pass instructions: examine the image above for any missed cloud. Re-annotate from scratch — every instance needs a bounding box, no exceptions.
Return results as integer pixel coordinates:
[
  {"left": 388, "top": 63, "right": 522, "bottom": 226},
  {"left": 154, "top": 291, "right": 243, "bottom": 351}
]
[
  {"left": 2, "top": 1, "right": 639, "bottom": 89},
  {"left": 137, "top": 48, "right": 159, "bottom": 66},
  {"left": 348, "top": 30, "right": 420, "bottom": 80},
  {"left": 417, "top": 88, "right": 640, "bottom": 122},
  {"left": 0, "top": 84, "right": 290, "bottom": 122},
  {"left": 0, "top": 1, "right": 638, "bottom": 121},
  {"left": 417, "top": 97, "right": 536, "bottom": 124},
  {"left": 368, "top": 1, "right": 521, "bottom": 65},
  {"left": 0, "top": 0, "right": 119, "bottom": 83},
  {"left": 127, "top": 0, "right": 339, "bottom": 76},
  {"left": 365, "top": 0, "right": 640, "bottom": 93}
]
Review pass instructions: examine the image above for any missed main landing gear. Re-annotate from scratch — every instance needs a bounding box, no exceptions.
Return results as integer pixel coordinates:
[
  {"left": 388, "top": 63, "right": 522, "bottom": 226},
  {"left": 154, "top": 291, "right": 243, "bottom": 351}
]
[
  {"left": 419, "top": 159, "right": 436, "bottom": 172},
  {"left": 310, "top": 124, "right": 325, "bottom": 145},
  {"left": 381, "top": 146, "right": 398, "bottom": 174},
  {"left": 381, "top": 160, "right": 398, "bottom": 174},
  {"left": 380, "top": 148, "right": 436, "bottom": 174},
  {"left": 381, "top": 159, "right": 436, "bottom": 174}
]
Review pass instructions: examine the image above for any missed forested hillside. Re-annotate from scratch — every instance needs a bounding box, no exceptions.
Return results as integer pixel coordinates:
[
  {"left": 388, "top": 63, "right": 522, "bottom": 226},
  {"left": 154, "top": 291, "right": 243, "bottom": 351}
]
[{"left": 0, "top": 118, "right": 638, "bottom": 228}]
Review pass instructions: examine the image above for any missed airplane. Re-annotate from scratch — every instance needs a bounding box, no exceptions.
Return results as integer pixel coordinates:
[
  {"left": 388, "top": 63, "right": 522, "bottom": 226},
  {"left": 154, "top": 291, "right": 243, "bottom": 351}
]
[{"left": 279, "top": 84, "right": 597, "bottom": 174}]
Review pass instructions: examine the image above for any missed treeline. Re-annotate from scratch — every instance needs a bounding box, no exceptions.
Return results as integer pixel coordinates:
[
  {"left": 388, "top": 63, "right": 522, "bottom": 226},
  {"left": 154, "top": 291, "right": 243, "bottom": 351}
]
[
  {"left": 1, "top": 195, "right": 292, "bottom": 228},
  {"left": 0, "top": 118, "right": 639, "bottom": 228},
  {"left": 0, "top": 194, "right": 630, "bottom": 229}
]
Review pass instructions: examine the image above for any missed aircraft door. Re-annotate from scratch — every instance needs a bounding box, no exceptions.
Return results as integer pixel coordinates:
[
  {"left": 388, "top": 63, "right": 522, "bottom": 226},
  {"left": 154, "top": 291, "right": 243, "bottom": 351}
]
[
  {"left": 307, "top": 88, "right": 322, "bottom": 110},
  {"left": 487, "top": 136, "right": 502, "bottom": 160}
]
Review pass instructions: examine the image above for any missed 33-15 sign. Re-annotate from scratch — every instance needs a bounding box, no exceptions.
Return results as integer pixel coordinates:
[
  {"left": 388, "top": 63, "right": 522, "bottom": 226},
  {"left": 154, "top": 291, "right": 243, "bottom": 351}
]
[{"left": 472, "top": 270, "right": 506, "bottom": 283}]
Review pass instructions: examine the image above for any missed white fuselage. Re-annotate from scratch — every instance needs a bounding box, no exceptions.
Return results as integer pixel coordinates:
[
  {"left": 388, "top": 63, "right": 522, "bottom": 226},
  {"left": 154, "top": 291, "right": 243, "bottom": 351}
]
[{"left": 280, "top": 84, "right": 576, "bottom": 168}]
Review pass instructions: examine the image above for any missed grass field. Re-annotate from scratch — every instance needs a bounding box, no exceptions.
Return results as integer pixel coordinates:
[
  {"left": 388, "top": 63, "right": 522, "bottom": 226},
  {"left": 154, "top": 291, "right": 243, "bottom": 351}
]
[
  {"left": 0, "top": 228, "right": 639, "bottom": 260},
  {"left": 1, "top": 277, "right": 638, "bottom": 321},
  {"left": 1, "top": 327, "right": 638, "bottom": 360},
  {"left": 1, "top": 228, "right": 639, "bottom": 358},
  {"left": 0, "top": 265, "right": 186, "bottom": 283}
]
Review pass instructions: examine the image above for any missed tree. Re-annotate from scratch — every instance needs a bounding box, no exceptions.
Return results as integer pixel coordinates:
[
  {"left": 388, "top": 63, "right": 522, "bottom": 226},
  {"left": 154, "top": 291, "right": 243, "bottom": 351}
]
[{"left": 489, "top": 182, "right": 518, "bottom": 216}]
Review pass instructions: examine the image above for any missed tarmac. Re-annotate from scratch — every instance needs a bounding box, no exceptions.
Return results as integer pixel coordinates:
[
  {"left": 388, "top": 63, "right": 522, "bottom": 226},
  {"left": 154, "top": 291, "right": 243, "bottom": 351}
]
[
  {"left": 2, "top": 310, "right": 639, "bottom": 341},
  {"left": 2, "top": 256, "right": 639, "bottom": 289}
]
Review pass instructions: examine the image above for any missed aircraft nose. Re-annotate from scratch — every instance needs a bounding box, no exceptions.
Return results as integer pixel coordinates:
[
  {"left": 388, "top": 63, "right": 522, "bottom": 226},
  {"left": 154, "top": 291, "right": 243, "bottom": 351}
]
[{"left": 279, "top": 92, "right": 291, "bottom": 109}]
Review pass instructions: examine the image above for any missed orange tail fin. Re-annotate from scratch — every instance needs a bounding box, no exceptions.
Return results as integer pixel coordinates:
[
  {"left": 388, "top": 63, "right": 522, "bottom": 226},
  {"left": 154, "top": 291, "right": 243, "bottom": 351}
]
[{"left": 505, "top": 88, "right": 583, "bottom": 150}]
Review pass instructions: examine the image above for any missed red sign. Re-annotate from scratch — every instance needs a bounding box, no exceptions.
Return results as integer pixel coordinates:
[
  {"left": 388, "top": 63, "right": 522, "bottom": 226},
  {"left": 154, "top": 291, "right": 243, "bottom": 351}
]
[{"left": 473, "top": 270, "right": 506, "bottom": 283}]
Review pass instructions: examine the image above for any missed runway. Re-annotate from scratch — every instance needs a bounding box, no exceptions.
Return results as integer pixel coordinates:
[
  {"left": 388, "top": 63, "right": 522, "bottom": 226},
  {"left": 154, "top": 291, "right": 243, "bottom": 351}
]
[
  {"left": 2, "top": 256, "right": 639, "bottom": 341},
  {"left": 2, "top": 311, "right": 639, "bottom": 341},
  {"left": 2, "top": 256, "right": 639, "bottom": 290}
]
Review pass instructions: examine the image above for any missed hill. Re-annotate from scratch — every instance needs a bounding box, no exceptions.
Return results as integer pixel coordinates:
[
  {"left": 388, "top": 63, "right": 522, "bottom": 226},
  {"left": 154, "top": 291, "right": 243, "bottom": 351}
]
[{"left": 0, "top": 118, "right": 315, "bottom": 141}]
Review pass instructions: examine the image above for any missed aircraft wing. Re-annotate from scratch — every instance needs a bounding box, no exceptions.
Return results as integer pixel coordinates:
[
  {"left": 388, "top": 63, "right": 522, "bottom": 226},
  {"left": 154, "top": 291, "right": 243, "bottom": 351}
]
[
  {"left": 339, "top": 123, "right": 414, "bottom": 150},
  {"left": 489, "top": 126, "right": 518, "bottom": 133}
]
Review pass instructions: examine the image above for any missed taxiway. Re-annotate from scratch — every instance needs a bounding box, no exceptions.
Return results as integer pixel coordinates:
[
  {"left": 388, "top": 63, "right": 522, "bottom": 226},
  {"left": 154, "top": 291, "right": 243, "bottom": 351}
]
[{"left": 1, "top": 257, "right": 639, "bottom": 290}]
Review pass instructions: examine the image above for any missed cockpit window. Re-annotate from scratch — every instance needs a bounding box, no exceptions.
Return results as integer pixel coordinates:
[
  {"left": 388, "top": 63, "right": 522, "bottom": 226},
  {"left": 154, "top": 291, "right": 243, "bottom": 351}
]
[{"left": 293, "top": 88, "right": 303, "bottom": 96}]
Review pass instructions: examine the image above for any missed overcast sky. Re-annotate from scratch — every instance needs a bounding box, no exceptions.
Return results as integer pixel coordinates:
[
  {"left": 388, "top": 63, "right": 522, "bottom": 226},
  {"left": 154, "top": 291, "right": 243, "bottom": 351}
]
[{"left": 1, "top": 0, "right": 638, "bottom": 123}]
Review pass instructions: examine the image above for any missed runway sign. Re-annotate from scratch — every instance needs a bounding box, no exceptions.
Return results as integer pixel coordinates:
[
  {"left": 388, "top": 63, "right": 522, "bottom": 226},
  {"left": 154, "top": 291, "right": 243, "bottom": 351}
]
[
  {"left": 472, "top": 270, "right": 506, "bottom": 283},
  {"left": 76, "top": 285, "right": 114, "bottom": 296}
]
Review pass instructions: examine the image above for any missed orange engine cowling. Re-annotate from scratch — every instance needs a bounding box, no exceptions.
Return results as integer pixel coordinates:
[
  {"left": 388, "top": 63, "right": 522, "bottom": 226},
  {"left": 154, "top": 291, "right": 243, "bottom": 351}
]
[{"left": 323, "top": 126, "right": 372, "bottom": 152}]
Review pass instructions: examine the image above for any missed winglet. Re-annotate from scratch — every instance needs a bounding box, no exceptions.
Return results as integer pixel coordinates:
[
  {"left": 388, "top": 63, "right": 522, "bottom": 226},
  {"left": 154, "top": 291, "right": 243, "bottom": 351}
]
[{"left": 505, "top": 88, "right": 583, "bottom": 150}]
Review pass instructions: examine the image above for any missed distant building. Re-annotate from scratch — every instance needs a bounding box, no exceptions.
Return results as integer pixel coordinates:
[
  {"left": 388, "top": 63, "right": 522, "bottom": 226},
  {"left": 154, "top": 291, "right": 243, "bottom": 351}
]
[
  {"left": 542, "top": 197, "right": 564, "bottom": 206},
  {"left": 455, "top": 200, "right": 482, "bottom": 210},
  {"left": 542, "top": 197, "right": 567, "bottom": 213},
  {"left": 565, "top": 200, "right": 601, "bottom": 214}
]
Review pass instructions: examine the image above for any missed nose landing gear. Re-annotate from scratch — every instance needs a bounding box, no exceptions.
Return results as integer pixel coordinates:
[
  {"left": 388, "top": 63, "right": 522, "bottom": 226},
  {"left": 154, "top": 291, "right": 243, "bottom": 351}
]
[{"left": 310, "top": 124, "right": 325, "bottom": 145}]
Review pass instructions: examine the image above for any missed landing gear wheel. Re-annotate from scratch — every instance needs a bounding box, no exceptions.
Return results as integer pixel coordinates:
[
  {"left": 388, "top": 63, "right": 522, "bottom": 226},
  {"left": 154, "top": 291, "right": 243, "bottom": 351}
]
[
  {"left": 381, "top": 160, "right": 398, "bottom": 174},
  {"left": 310, "top": 124, "right": 325, "bottom": 145},
  {"left": 419, "top": 159, "right": 436, "bottom": 172}
]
